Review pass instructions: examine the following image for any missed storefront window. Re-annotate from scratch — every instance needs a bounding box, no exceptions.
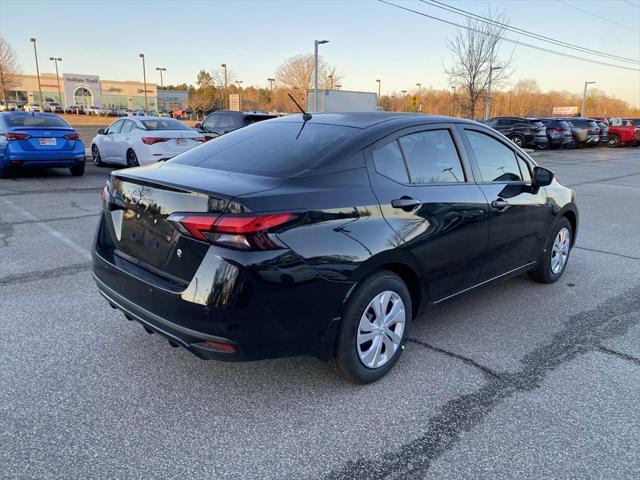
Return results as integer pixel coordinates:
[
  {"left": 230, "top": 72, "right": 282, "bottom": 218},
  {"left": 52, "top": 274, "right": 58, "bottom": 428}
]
[
  {"left": 33, "top": 92, "right": 62, "bottom": 103},
  {"left": 102, "top": 95, "right": 128, "bottom": 109},
  {"left": 74, "top": 87, "right": 93, "bottom": 107}
]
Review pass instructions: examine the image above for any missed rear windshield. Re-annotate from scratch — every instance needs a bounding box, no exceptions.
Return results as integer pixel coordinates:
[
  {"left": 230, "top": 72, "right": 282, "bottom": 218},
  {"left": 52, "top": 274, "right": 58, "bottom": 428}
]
[
  {"left": 4, "top": 114, "right": 70, "bottom": 128},
  {"left": 170, "top": 121, "right": 356, "bottom": 177},
  {"left": 142, "top": 119, "right": 191, "bottom": 130},
  {"left": 243, "top": 114, "right": 277, "bottom": 125}
]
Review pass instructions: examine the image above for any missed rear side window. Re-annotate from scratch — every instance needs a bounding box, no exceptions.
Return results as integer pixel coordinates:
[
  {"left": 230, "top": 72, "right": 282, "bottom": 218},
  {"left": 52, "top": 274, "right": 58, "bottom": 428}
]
[
  {"left": 120, "top": 121, "right": 133, "bottom": 134},
  {"left": 398, "top": 130, "right": 465, "bottom": 183},
  {"left": 5, "top": 114, "right": 70, "bottom": 128},
  {"left": 202, "top": 114, "right": 219, "bottom": 130},
  {"left": 465, "top": 130, "right": 525, "bottom": 182},
  {"left": 373, "top": 141, "right": 409, "bottom": 183},
  {"left": 170, "top": 121, "right": 356, "bottom": 177}
]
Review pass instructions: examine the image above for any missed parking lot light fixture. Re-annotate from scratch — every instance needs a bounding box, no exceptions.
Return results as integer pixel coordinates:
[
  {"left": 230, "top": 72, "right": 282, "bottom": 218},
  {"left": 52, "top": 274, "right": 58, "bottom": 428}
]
[
  {"left": 582, "top": 81, "right": 596, "bottom": 118},
  {"left": 49, "top": 57, "right": 63, "bottom": 107},
  {"left": 139, "top": 53, "right": 148, "bottom": 112},
  {"left": 267, "top": 78, "right": 276, "bottom": 105},
  {"left": 376, "top": 79, "right": 381, "bottom": 107},
  {"left": 30, "top": 38, "right": 43, "bottom": 107},
  {"left": 314, "top": 40, "right": 329, "bottom": 112},
  {"left": 416, "top": 82, "right": 422, "bottom": 112}
]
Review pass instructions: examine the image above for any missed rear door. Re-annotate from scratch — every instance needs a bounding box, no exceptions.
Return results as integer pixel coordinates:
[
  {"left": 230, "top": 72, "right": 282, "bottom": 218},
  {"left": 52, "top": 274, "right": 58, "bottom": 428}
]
[
  {"left": 459, "top": 125, "right": 549, "bottom": 280},
  {"left": 117, "top": 120, "right": 136, "bottom": 162},
  {"left": 367, "top": 124, "right": 491, "bottom": 302}
]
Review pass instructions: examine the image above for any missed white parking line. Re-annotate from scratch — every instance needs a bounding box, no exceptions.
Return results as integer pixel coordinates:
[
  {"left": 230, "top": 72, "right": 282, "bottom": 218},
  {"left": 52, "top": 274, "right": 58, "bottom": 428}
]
[{"left": 0, "top": 198, "right": 92, "bottom": 261}]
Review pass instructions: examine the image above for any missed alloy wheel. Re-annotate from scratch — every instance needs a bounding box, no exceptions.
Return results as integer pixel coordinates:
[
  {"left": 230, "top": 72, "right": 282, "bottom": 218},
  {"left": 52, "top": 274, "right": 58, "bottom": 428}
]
[
  {"left": 92, "top": 145, "right": 101, "bottom": 166},
  {"left": 551, "top": 227, "right": 571, "bottom": 274},
  {"left": 356, "top": 291, "right": 405, "bottom": 369},
  {"left": 127, "top": 150, "right": 139, "bottom": 167},
  {"left": 511, "top": 136, "right": 524, "bottom": 147}
]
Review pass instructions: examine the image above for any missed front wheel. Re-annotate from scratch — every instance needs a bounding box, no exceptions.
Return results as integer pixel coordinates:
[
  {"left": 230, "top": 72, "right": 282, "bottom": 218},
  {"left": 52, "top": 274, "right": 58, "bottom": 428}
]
[
  {"left": 92, "top": 145, "right": 103, "bottom": 166},
  {"left": 333, "top": 271, "right": 412, "bottom": 384},
  {"left": 528, "top": 217, "right": 572, "bottom": 284},
  {"left": 608, "top": 135, "right": 621, "bottom": 148},
  {"left": 509, "top": 135, "right": 524, "bottom": 148}
]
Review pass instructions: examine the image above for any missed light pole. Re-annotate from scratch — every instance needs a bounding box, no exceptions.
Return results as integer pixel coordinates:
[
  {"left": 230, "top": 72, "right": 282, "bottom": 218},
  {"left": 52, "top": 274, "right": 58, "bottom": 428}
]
[
  {"left": 49, "top": 57, "right": 63, "bottom": 107},
  {"left": 451, "top": 86, "right": 456, "bottom": 117},
  {"left": 484, "top": 65, "right": 502, "bottom": 120},
  {"left": 401, "top": 90, "right": 407, "bottom": 112},
  {"left": 376, "top": 79, "right": 381, "bottom": 107},
  {"left": 156, "top": 67, "right": 166, "bottom": 111},
  {"left": 508, "top": 91, "right": 513, "bottom": 116},
  {"left": 416, "top": 82, "right": 422, "bottom": 112},
  {"left": 314, "top": 39, "right": 329, "bottom": 112},
  {"left": 267, "top": 77, "right": 275, "bottom": 107},
  {"left": 328, "top": 74, "right": 333, "bottom": 90},
  {"left": 221, "top": 63, "right": 228, "bottom": 109},
  {"left": 139, "top": 53, "right": 148, "bottom": 112},
  {"left": 581, "top": 81, "right": 595, "bottom": 118},
  {"left": 30, "top": 38, "right": 43, "bottom": 106}
]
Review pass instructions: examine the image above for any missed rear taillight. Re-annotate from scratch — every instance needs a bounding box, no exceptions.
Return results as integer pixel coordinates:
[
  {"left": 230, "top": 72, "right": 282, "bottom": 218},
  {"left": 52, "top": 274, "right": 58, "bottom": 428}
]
[
  {"left": 168, "top": 213, "right": 296, "bottom": 250},
  {"left": 554, "top": 127, "right": 564, "bottom": 132},
  {"left": 2, "top": 132, "right": 31, "bottom": 141},
  {"left": 142, "top": 137, "right": 169, "bottom": 145},
  {"left": 64, "top": 133, "right": 81, "bottom": 140},
  {"left": 193, "top": 137, "right": 206, "bottom": 142}
]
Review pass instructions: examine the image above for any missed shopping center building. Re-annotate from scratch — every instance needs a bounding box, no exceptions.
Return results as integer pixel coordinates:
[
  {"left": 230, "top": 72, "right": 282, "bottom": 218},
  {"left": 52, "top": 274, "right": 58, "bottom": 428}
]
[{"left": 5, "top": 73, "right": 189, "bottom": 111}]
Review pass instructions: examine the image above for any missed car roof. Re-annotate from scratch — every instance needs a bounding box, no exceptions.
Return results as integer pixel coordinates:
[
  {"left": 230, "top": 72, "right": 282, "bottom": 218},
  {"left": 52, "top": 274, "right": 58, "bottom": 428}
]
[
  {"left": 0, "top": 111, "right": 62, "bottom": 118},
  {"left": 271, "top": 112, "right": 480, "bottom": 129}
]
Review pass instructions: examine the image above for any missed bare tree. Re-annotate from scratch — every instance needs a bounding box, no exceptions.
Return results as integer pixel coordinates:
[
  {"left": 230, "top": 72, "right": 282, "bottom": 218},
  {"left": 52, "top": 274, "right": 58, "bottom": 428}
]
[
  {"left": 275, "top": 54, "right": 342, "bottom": 105},
  {"left": 0, "top": 37, "right": 20, "bottom": 103},
  {"left": 445, "top": 10, "right": 511, "bottom": 120}
]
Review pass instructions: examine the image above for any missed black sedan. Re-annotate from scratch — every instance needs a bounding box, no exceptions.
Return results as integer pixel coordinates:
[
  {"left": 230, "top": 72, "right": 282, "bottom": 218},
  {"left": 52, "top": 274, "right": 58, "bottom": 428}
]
[{"left": 93, "top": 113, "right": 578, "bottom": 383}]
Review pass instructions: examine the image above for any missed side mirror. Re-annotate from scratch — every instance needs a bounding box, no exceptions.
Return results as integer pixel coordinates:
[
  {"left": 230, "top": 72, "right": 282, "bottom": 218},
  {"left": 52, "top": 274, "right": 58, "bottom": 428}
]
[
  {"left": 194, "top": 123, "right": 202, "bottom": 129},
  {"left": 532, "top": 166, "right": 554, "bottom": 187},
  {"left": 97, "top": 128, "right": 106, "bottom": 135}
]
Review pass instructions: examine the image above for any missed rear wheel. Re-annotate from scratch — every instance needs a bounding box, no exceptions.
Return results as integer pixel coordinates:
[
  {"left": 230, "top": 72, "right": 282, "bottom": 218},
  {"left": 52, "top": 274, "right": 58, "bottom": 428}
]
[
  {"left": 528, "top": 217, "right": 572, "bottom": 284},
  {"left": 333, "top": 271, "right": 412, "bottom": 384},
  {"left": 126, "top": 149, "right": 139, "bottom": 167},
  {"left": 509, "top": 135, "right": 524, "bottom": 148},
  {"left": 70, "top": 163, "right": 85, "bottom": 177},
  {"left": 608, "top": 134, "right": 621, "bottom": 148},
  {"left": 92, "top": 144, "right": 103, "bottom": 166}
]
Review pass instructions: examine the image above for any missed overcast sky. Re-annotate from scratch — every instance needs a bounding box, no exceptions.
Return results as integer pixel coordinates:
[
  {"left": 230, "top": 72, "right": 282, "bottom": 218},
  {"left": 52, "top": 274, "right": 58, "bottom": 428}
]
[{"left": 1, "top": 0, "right": 639, "bottom": 106}]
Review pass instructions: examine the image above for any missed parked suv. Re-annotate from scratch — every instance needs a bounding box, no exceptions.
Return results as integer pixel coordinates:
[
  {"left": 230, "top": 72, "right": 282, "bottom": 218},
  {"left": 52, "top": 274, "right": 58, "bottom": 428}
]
[
  {"left": 93, "top": 113, "right": 578, "bottom": 383},
  {"left": 538, "top": 118, "right": 574, "bottom": 149},
  {"left": 482, "top": 117, "right": 548, "bottom": 149},
  {"left": 561, "top": 118, "right": 600, "bottom": 147},
  {"left": 196, "top": 110, "right": 277, "bottom": 140}
]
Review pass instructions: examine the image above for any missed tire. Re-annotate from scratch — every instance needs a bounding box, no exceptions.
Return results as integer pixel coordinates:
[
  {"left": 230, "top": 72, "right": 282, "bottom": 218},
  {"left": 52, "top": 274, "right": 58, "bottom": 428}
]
[
  {"left": 70, "top": 163, "right": 85, "bottom": 177},
  {"left": 509, "top": 135, "right": 524, "bottom": 148},
  {"left": 126, "top": 149, "right": 139, "bottom": 167},
  {"left": 528, "top": 217, "right": 572, "bottom": 284},
  {"left": 0, "top": 166, "right": 10, "bottom": 179},
  {"left": 333, "top": 271, "right": 412, "bottom": 384},
  {"left": 92, "top": 144, "right": 103, "bottom": 166},
  {"left": 608, "top": 134, "right": 621, "bottom": 148}
]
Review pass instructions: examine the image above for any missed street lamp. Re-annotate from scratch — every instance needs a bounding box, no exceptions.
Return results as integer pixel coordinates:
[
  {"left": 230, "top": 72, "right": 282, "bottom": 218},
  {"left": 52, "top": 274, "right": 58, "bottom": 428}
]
[
  {"left": 221, "top": 63, "right": 228, "bottom": 108},
  {"left": 155, "top": 67, "right": 166, "bottom": 111},
  {"left": 484, "top": 65, "right": 502, "bottom": 120},
  {"left": 376, "top": 79, "right": 381, "bottom": 107},
  {"left": 416, "top": 82, "right": 422, "bottom": 112},
  {"left": 49, "top": 57, "right": 63, "bottom": 107},
  {"left": 401, "top": 90, "right": 407, "bottom": 112},
  {"left": 328, "top": 74, "right": 334, "bottom": 90},
  {"left": 451, "top": 86, "right": 457, "bottom": 117},
  {"left": 30, "top": 38, "right": 43, "bottom": 107},
  {"left": 581, "top": 81, "right": 596, "bottom": 117},
  {"left": 313, "top": 39, "right": 329, "bottom": 112},
  {"left": 267, "top": 77, "right": 275, "bottom": 106},
  {"left": 139, "top": 53, "right": 148, "bottom": 112}
]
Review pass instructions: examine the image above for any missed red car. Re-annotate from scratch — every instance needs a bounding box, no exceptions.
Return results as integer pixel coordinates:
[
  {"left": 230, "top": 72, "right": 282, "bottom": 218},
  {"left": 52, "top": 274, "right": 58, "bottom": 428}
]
[{"left": 590, "top": 116, "right": 640, "bottom": 147}]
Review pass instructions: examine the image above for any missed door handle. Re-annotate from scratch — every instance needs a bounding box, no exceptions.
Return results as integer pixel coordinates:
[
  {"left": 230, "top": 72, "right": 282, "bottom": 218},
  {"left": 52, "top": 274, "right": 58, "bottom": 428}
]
[
  {"left": 391, "top": 197, "right": 422, "bottom": 211},
  {"left": 491, "top": 198, "right": 510, "bottom": 211}
]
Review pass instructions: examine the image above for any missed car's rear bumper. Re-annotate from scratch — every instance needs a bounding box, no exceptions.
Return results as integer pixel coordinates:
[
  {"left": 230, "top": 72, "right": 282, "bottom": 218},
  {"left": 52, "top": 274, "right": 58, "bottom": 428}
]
[
  {"left": 92, "top": 214, "right": 353, "bottom": 361},
  {"left": 2, "top": 156, "right": 86, "bottom": 168}
]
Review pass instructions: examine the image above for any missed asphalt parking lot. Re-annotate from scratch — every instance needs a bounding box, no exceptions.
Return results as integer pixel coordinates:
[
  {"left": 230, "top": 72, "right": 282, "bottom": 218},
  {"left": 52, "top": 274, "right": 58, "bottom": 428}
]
[{"left": 1, "top": 146, "right": 639, "bottom": 479}]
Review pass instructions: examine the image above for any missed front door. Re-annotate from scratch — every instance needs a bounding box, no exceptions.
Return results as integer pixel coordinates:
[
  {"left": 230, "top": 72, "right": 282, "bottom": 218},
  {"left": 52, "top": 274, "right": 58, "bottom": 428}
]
[
  {"left": 101, "top": 119, "right": 124, "bottom": 161},
  {"left": 367, "top": 124, "right": 491, "bottom": 302},
  {"left": 459, "top": 126, "right": 549, "bottom": 280}
]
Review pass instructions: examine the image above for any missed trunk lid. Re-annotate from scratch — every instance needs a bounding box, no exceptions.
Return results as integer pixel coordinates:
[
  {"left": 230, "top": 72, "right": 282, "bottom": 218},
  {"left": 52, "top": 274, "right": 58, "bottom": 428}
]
[
  {"left": 102, "top": 163, "right": 283, "bottom": 281},
  {"left": 12, "top": 128, "right": 77, "bottom": 152}
]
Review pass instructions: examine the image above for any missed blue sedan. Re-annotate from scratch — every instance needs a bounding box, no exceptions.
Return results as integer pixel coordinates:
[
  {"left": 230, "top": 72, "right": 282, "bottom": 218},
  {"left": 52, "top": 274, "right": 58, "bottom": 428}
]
[{"left": 0, "top": 111, "right": 86, "bottom": 178}]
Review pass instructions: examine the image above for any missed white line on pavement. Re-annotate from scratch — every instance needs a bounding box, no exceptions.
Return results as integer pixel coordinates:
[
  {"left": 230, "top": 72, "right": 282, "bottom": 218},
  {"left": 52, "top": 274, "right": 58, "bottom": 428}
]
[{"left": 0, "top": 197, "right": 92, "bottom": 261}]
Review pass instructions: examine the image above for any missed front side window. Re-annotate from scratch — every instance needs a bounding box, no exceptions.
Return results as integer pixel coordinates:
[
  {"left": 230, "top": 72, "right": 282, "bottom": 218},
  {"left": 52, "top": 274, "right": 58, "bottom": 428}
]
[
  {"left": 398, "top": 130, "right": 465, "bottom": 183},
  {"left": 465, "top": 130, "right": 525, "bottom": 182},
  {"left": 517, "top": 156, "right": 532, "bottom": 182},
  {"left": 373, "top": 141, "right": 409, "bottom": 183},
  {"left": 107, "top": 120, "right": 123, "bottom": 135},
  {"left": 217, "top": 115, "right": 235, "bottom": 128},
  {"left": 202, "top": 114, "right": 219, "bottom": 131}
]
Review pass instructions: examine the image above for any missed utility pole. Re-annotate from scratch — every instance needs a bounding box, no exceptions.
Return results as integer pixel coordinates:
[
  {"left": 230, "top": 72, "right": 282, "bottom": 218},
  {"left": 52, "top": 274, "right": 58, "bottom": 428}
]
[
  {"left": 267, "top": 77, "right": 275, "bottom": 108},
  {"left": 416, "top": 83, "right": 422, "bottom": 112},
  {"left": 484, "top": 65, "right": 502, "bottom": 120},
  {"left": 139, "top": 53, "right": 148, "bottom": 112},
  {"left": 313, "top": 39, "right": 329, "bottom": 112},
  {"left": 221, "top": 63, "right": 228, "bottom": 109},
  {"left": 156, "top": 67, "right": 166, "bottom": 111},
  {"left": 376, "top": 79, "right": 381, "bottom": 108},
  {"left": 451, "top": 86, "right": 456, "bottom": 117},
  {"left": 581, "top": 81, "right": 595, "bottom": 118},
  {"left": 401, "top": 90, "right": 407, "bottom": 112},
  {"left": 30, "top": 38, "right": 43, "bottom": 107},
  {"left": 49, "top": 57, "right": 63, "bottom": 107}
]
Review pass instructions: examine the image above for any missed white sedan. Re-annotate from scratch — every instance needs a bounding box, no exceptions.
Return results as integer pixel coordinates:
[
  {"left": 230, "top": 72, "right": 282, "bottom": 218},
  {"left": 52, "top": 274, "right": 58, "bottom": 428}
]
[{"left": 91, "top": 116, "right": 205, "bottom": 167}]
